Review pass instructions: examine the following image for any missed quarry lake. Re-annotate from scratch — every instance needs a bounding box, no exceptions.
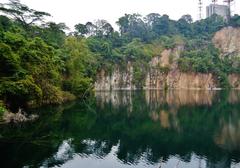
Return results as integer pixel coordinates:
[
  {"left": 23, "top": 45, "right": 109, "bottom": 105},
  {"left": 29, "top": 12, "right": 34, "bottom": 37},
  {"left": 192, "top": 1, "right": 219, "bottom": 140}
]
[{"left": 1, "top": 90, "right": 240, "bottom": 168}]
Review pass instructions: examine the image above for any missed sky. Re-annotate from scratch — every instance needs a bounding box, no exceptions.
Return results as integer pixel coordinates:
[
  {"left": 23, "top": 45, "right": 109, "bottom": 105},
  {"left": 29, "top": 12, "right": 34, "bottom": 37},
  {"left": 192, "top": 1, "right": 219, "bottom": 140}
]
[{"left": 1, "top": 0, "right": 240, "bottom": 31}]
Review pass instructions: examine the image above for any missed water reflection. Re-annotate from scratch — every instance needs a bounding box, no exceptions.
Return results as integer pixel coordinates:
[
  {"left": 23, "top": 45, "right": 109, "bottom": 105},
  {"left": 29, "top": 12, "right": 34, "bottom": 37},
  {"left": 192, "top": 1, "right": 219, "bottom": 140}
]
[{"left": 0, "top": 90, "right": 240, "bottom": 168}]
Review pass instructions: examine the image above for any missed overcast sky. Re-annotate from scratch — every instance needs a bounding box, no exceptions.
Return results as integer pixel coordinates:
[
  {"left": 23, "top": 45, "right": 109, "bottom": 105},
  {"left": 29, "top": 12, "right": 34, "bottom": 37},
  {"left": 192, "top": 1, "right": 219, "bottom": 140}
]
[{"left": 1, "top": 0, "right": 240, "bottom": 30}]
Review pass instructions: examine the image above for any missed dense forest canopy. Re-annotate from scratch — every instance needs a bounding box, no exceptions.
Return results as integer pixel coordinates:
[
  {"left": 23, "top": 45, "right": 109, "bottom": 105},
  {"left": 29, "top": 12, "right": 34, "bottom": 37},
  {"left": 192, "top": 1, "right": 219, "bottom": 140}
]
[{"left": 1, "top": 0, "right": 240, "bottom": 115}]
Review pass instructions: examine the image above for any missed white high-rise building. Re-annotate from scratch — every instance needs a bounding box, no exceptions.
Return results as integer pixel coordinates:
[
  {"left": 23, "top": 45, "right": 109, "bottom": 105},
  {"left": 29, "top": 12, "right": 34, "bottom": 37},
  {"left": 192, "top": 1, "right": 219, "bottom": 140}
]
[{"left": 206, "top": 4, "right": 229, "bottom": 20}]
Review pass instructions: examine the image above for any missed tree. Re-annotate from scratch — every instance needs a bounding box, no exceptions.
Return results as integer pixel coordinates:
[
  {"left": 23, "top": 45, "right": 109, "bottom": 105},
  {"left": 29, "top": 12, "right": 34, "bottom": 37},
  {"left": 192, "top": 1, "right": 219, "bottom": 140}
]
[
  {"left": 41, "top": 22, "right": 68, "bottom": 47},
  {"left": 116, "top": 14, "right": 130, "bottom": 35},
  {"left": 180, "top": 14, "right": 193, "bottom": 24},
  {"left": 63, "top": 37, "right": 97, "bottom": 96},
  {"left": 192, "top": 14, "right": 225, "bottom": 38},
  {"left": 144, "top": 13, "right": 161, "bottom": 27},
  {"left": 117, "top": 13, "right": 149, "bottom": 41},
  {"left": 85, "top": 22, "right": 96, "bottom": 36},
  {"left": 94, "top": 20, "right": 114, "bottom": 37},
  {"left": 0, "top": 15, "right": 12, "bottom": 31},
  {"left": 230, "top": 14, "right": 240, "bottom": 27},
  {"left": 0, "top": 42, "right": 20, "bottom": 77},
  {"left": 0, "top": 0, "right": 50, "bottom": 27},
  {"left": 176, "top": 15, "right": 193, "bottom": 37},
  {"left": 152, "top": 15, "right": 172, "bottom": 36},
  {"left": 46, "top": 22, "right": 69, "bottom": 32},
  {"left": 74, "top": 23, "right": 88, "bottom": 36}
]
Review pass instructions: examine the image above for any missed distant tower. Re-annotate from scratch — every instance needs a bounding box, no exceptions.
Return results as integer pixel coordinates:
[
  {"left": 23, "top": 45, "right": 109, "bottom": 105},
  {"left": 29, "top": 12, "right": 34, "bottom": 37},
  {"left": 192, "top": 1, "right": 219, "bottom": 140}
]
[
  {"left": 223, "top": 0, "right": 234, "bottom": 18},
  {"left": 206, "top": 0, "right": 229, "bottom": 21},
  {"left": 212, "top": 0, "right": 217, "bottom": 14},
  {"left": 199, "top": 0, "right": 203, "bottom": 19}
]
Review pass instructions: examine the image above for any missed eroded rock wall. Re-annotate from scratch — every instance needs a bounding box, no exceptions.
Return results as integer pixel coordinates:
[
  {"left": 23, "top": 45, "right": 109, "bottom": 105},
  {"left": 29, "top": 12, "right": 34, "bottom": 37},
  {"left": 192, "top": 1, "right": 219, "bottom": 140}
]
[
  {"left": 95, "top": 50, "right": 218, "bottom": 91},
  {"left": 95, "top": 62, "right": 135, "bottom": 91},
  {"left": 95, "top": 27, "right": 240, "bottom": 90},
  {"left": 147, "top": 72, "right": 217, "bottom": 90},
  {"left": 213, "top": 26, "right": 240, "bottom": 59}
]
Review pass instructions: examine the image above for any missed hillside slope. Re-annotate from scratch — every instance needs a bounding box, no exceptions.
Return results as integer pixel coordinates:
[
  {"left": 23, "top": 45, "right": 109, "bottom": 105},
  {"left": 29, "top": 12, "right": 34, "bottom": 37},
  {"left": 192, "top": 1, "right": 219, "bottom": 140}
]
[{"left": 95, "top": 27, "right": 240, "bottom": 90}]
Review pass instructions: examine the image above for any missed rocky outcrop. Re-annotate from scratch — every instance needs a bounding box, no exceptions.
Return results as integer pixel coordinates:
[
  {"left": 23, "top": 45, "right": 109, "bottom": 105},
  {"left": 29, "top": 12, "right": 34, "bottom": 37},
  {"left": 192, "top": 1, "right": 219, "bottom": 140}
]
[
  {"left": 95, "top": 47, "right": 219, "bottom": 90},
  {"left": 146, "top": 46, "right": 216, "bottom": 89},
  {"left": 95, "top": 69, "right": 219, "bottom": 90},
  {"left": 95, "top": 62, "right": 135, "bottom": 91},
  {"left": 2, "top": 109, "right": 38, "bottom": 124},
  {"left": 145, "top": 72, "right": 217, "bottom": 90},
  {"left": 228, "top": 74, "right": 240, "bottom": 89},
  {"left": 213, "top": 26, "right": 240, "bottom": 59},
  {"left": 95, "top": 27, "right": 240, "bottom": 90}
]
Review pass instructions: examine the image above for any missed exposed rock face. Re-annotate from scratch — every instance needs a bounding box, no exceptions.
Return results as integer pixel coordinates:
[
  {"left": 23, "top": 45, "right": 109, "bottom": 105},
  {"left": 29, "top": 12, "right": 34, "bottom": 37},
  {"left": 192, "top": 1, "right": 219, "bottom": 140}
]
[
  {"left": 145, "top": 72, "right": 217, "bottom": 90},
  {"left": 213, "top": 27, "right": 240, "bottom": 59},
  {"left": 95, "top": 62, "right": 135, "bottom": 91},
  {"left": 95, "top": 47, "right": 218, "bottom": 90},
  {"left": 96, "top": 69, "right": 218, "bottom": 90},
  {"left": 95, "top": 27, "right": 240, "bottom": 90},
  {"left": 228, "top": 74, "right": 240, "bottom": 89}
]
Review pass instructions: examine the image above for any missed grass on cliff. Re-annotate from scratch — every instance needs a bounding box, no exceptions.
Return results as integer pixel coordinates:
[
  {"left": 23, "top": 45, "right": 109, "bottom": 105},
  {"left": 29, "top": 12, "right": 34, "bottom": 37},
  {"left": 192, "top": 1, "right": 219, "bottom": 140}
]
[{"left": 0, "top": 102, "right": 7, "bottom": 121}]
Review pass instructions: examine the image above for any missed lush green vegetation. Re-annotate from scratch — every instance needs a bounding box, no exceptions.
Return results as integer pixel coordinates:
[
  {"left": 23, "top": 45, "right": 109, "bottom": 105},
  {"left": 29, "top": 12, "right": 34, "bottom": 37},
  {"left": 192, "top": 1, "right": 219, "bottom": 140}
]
[
  {"left": 0, "top": 101, "right": 7, "bottom": 119},
  {"left": 0, "top": 0, "right": 95, "bottom": 112},
  {"left": 1, "top": 0, "right": 240, "bottom": 113}
]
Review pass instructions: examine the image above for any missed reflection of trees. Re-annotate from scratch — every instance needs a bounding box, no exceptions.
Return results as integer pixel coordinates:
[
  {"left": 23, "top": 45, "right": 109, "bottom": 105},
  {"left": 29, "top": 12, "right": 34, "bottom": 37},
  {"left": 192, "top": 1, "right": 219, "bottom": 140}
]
[
  {"left": 215, "top": 112, "right": 240, "bottom": 152},
  {"left": 0, "top": 102, "right": 76, "bottom": 168},
  {"left": 1, "top": 91, "right": 240, "bottom": 167},
  {"left": 96, "top": 91, "right": 133, "bottom": 113},
  {"left": 80, "top": 139, "right": 113, "bottom": 158},
  {"left": 40, "top": 139, "right": 75, "bottom": 167},
  {"left": 94, "top": 90, "right": 240, "bottom": 166},
  {"left": 145, "top": 90, "right": 216, "bottom": 106},
  {"left": 227, "top": 91, "right": 240, "bottom": 104}
]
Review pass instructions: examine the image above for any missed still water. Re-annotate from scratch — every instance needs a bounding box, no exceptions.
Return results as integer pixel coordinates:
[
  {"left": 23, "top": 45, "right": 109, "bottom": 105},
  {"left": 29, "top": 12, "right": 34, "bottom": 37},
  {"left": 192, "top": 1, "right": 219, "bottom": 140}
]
[{"left": 1, "top": 90, "right": 240, "bottom": 168}]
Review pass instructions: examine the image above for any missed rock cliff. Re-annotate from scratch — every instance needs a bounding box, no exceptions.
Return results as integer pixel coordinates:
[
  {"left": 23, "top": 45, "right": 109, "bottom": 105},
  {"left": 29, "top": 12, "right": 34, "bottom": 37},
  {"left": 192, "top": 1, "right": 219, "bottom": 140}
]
[
  {"left": 213, "top": 27, "right": 240, "bottom": 59},
  {"left": 95, "top": 62, "right": 135, "bottom": 90},
  {"left": 95, "top": 27, "right": 240, "bottom": 90}
]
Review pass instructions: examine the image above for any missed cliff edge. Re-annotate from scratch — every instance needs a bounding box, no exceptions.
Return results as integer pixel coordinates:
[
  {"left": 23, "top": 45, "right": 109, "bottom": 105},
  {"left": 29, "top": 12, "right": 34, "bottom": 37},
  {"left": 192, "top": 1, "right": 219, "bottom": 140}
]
[{"left": 95, "top": 27, "right": 240, "bottom": 90}]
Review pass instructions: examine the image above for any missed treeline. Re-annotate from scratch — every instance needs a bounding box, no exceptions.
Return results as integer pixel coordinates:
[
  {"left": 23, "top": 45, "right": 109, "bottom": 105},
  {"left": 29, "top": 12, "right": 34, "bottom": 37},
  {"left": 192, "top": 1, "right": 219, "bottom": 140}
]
[
  {"left": 1, "top": 0, "right": 240, "bottom": 114},
  {"left": 0, "top": 0, "right": 100, "bottom": 113}
]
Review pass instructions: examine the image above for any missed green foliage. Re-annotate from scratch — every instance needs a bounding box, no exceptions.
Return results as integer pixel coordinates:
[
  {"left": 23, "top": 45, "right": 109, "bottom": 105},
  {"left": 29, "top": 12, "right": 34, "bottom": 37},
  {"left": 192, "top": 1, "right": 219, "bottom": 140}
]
[
  {"left": 0, "top": 10, "right": 74, "bottom": 111},
  {"left": 0, "top": 15, "right": 12, "bottom": 31},
  {"left": 63, "top": 37, "right": 97, "bottom": 97},
  {"left": 142, "top": 40, "right": 164, "bottom": 56},
  {"left": 123, "top": 38, "right": 148, "bottom": 60},
  {"left": 0, "top": 106, "right": 6, "bottom": 116},
  {"left": 40, "top": 22, "right": 67, "bottom": 48},
  {"left": 158, "top": 36, "right": 176, "bottom": 49},
  {"left": 0, "top": 0, "right": 240, "bottom": 113},
  {"left": 0, "top": 76, "right": 42, "bottom": 110},
  {"left": 132, "top": 61, "right": 149, "bottom": 88},
  {"left": 0, "top": 0, "right": 50, "bottom": 27},
  {"left": 40, "top": 83, "right": 71, "bottom": 104},
  {"left": 177, "top": 41, "right": 235, "bottom": 88},
  {"left": 116, "top": 13, "right": 225, "bottom": 42},
  {"left": 192, "top": 14, "right": 225, "bottom": 39},
  {"left": 74, "top": 23, "right": 88, "bottom": 36},
  {"left": 230, "top": 14, "right": 240, "bottom": 27},
  {"left": 0, "top": 42, "right": 20, "bottom": 76},
  {"left": 68, "top": 77, "right": 92, "bottom": 96},
  {"left": 117, "top": 14, "right": 149, "bottom": 41},
  {"left": 178, "top": 43, "right": 220, "bottom": 73},
  {"left": 157, "top": 65, "right": 171, "bottom": 74},
  {"left": 215, "top": 71, "right": 230, "bottom": 88},
  {"left": 0, "top": 101, "right": 7, "bottom": 118}
]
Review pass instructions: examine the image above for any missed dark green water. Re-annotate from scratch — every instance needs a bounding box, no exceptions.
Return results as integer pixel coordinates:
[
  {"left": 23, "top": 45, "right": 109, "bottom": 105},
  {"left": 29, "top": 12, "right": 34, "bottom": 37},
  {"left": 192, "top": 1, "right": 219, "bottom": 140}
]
[{"left": 1, "top": 90, "right": 240, "bottom": 168}]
